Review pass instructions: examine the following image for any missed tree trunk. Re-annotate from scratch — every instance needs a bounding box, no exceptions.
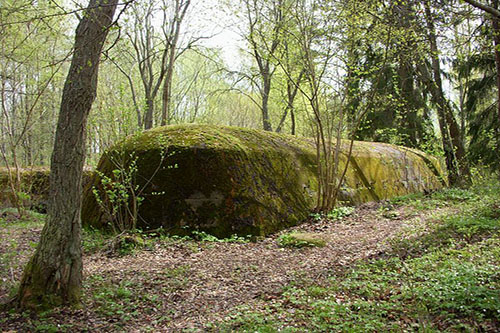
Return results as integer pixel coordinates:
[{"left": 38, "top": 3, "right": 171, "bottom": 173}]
[
  {"left": 394, "top": 1, "right": 421, "bottom": 147},
  {"left": 15, "top": 0, "right": 118, "bottom": 309},
  {"left": 261, "top": 74, "right": 273, "bottom": 131},
  {"left": 275, "top": 86, "right": 292, "bottom": 133},
  {"left": 423, "top": 0, "right": 471, "bottom": 186},
  {"left": 161, "top": 54, "right": 175, "bottom": 126},
  {"left": 445, "top": 100, "right": 471, "bottom": 186},
  {"left": 417, "top": 61, "right": 458, "bottom": 184},
  {"left": 160, "top": 0, "right": 191, "bottom": 126},
  {"left": 397, "top": 59, "right": 419, "bottom": 147},
  {"left": 144, "top": 95, "right": 154, "bottom": 130},
  {"left": 492, "top": 0, "right": 500, "bottom": 161},
  {"left": 276, "top": 73, "right": 302, "bottom": 134}
]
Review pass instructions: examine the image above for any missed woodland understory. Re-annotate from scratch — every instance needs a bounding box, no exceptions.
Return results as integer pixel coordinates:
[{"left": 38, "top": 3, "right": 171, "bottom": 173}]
[
  {"left": 1, "top": 0, "right": 500, "bottom": 329},
  {"left": 0, "top": 177, "right": 499, "bottom": 331}
]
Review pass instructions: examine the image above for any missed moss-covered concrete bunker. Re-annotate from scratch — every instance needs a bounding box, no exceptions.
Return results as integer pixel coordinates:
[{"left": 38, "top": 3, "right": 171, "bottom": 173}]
[
  {"left": 0, "top": 168, "right": 93, "bottom": 211},
  {"left": 81, "top": 124, "right": 446, "bottom": 237}
]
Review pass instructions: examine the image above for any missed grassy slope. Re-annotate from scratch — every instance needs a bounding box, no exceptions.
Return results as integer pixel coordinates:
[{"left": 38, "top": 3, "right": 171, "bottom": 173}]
[{"left": 215, "top": 179, "right": 500, "bottom": 332}]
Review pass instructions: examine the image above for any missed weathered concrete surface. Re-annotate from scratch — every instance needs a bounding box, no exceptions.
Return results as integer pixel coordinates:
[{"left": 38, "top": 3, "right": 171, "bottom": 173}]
[
  {"left": 0, "top": 167, "right": 93, "bottom": 211},
  {"left": 81, "top": 124, "right": 446, "bottom": 236}
]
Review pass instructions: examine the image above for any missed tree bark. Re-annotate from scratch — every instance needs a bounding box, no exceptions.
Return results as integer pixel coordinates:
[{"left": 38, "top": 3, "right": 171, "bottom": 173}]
[
  {"left": 423, "top": 0, "right": 471, "bottom": 186},
  {"left": 276, "top": 71, "right": 303, "bottom": 134},
  {"left": 290, "top": 107, "right": 296, "bottom": 135},
  {"left": 160, "top": 47, "right": 176, "bottom": 126},
  {"left": 492, "top": 0, "right": 500, "bottom": 161},
  {"left": 261, "top": 73, "right": 273, "bottom": 131},
  {"left": 160, "top": 0, "right": 191, "bottom": 126},
  {"left": 160, "top": 71, "right": 173, "bottom": 126},
  {"left": 144, "top": 95, "right": 154, "bottom": 130},
  {"left": 15, "top": 0, "right": 118, "bottom": 309},
  {"left": 127, "top": 2, "right": 168, "bottom": 130},
  {"left": 463, "top": 0, "right": 500, "bottom": 18},
  {"left": 397, "top": 59, "right": 418, "bottom": 147},
  {"left": 244, "top": 0, "right": 283, "bottom": 132}
]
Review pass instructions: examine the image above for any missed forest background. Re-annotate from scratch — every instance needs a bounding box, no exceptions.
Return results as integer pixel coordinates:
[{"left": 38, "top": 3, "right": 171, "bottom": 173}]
[
  {"left": 1, "top": 0, "right": 500, "bottom": 321},
  {"left": 1, "top": 0, "right": 499, "bottom": 174}
]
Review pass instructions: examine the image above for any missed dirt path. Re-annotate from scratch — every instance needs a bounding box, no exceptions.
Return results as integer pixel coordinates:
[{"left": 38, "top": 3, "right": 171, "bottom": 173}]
[
  {"left": 84, "top": 203, "right": 445, "bottom": 331},
  {"left": 0, "top": 203, "right": 450, "bottom": 331}
]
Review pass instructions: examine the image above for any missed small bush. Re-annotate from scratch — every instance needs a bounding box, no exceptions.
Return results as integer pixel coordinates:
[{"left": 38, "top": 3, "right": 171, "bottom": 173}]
[
  {"left": 327, "top": 206, "right": 355, "bottom": 220},
  {"left": 310, "top": 206, "right": 355, "bottom": 222},
  {"left": 191, "top": 230, "right": 251, "bottom": 243}
]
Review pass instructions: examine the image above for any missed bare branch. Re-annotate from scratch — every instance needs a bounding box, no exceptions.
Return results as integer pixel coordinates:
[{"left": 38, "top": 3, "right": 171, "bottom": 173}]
[{"left": 463, "top": 0, "right": 500, "bottom": 17}]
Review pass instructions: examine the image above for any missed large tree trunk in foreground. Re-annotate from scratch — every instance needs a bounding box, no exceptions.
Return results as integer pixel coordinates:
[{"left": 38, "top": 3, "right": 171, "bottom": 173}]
[{"left": 15, "top": 0, "right": 118, "bottom": 309}]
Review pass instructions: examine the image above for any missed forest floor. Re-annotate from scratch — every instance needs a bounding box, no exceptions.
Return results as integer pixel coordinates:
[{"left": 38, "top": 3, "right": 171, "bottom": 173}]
[{"left": 0, "top": 178, "right": 499, "bottom": 332}]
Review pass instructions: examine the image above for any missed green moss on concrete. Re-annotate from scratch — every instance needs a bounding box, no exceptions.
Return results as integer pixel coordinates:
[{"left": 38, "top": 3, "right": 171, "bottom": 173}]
[
  {"left": 0, "top": 167, "right": 94, "bottom": 211},
  {"left": 81, "top": 124, "right": 446, "bottom": 237},
  {"left": 82, "top": 125, "right": 318, "bottom": 237}
]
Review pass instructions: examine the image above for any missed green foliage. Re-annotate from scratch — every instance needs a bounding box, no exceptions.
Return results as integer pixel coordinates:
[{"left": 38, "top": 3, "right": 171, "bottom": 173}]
[
  {"left": 215, "top": 179, "right": 500, "bottom": 331},
  {"left": 91, "top": 146, "right": 173, "bottom": 233},
  {"left": 0, "top": 209, "right": 46, "bottom": 301},
  {"left": 0, "top": 0, "right": 71, "bottom": 168},
  {"left": 389, "top": 187, "right": 479, "bottom": 212},
  {"left": 91, "top": 279, "right": 137, "bottom": 320},
  {"left": 408, "top": 241, "right": 500, "bottom": 321},
  {"left": 160, "top": 265, "right": 191, "bottom": 292},
  {"left": 82, "top": 227, "right": 111, "bottom": 254},
  {"left": 277, "top": 232, "right": 326, "bottom": 248},
  {"left": 16, "top": 191, "right": 31, "bottom": 204},
  {"left": 92, "top": 153, "right": 143, "bottom": 233},
  {"left": 34, "top": 322, "right": 60, "bottom": 333},
  {"left": 310, "top": 206, "right": 354, "bottom": 221},
  {"left": 326, "top": 206, "right": 355, "bottom": 220},
  {"left": 115, "top": 234, "right": 145, "bottom": 256},
  {"left": 455, "top": 51, "right": 499, "bottom": 169},
  {"left": 81, "top": 226, "right": 252, "bottom": 257},
  {"left": 389, "top": 180, "right": 499, "bottom": 258},
  {"left": 82, "top": 227, "right": 155, "bottom": 256},
  {"left": 191, "top": 230, "right": 251, "bottom": 243},
  {"left": 0, "top": 208, "right": 45, "bottom": 228}
]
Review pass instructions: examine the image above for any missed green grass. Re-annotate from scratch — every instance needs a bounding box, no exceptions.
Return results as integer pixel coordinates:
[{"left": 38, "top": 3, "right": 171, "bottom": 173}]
[
  {"left": 191, "top": 230, "right": 252, "bottom": 243},
  {"left": 88, "top": 277, "right": 138, "bottom": 321},
  {"left": 0, "top": 208, "right": 45, "bottom": 229},
  {"left": 310, "top": 206, "right": 355, "bottom": 222},
  {"left": 0, "top": 208, "right": 45, "bottom": 296},
  {"left": 82, "top": 227, "right": 112, "bottom": 254},
  {"left": 213, "top": 177, "right": 500, "bottom": 332},
  {"left": 388, "top": 187, "right": 481, "bottom": 212}
]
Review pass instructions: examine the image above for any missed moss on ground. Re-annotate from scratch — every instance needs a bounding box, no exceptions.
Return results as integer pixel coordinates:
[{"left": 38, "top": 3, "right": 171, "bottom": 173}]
[
  {"left": 278, "top": 232, "right": 327, "bottom": 248},
  {"left": 81, "top": 124, "right": 445, "bottom": 237}
]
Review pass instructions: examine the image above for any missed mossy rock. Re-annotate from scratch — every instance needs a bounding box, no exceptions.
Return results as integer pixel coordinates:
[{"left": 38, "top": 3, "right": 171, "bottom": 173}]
[
  {"left": 81, "top": 124, "right": 445, "bottom": 237},
  {"left": 278, "top": 232, "right": 327, "bottom": 248}
]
